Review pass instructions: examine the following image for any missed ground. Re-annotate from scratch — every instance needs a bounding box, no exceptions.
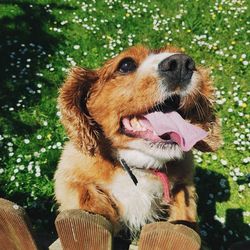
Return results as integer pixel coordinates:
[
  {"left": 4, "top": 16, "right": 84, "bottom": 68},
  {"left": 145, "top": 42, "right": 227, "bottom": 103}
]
[{"left": 0, "top": 0, "right": 249, "bottom": 249}]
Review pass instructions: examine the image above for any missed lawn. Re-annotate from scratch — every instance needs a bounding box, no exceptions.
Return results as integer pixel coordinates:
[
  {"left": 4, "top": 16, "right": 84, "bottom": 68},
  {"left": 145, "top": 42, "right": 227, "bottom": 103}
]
[{"left": 0, "top": 0, "right": 249, "bottom": 249}]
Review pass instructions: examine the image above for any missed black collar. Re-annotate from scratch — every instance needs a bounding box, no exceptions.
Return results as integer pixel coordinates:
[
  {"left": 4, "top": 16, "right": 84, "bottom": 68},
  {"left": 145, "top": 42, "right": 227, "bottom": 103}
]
[{"left": 119, "top": 159, "right": 138, "bottom": 186}]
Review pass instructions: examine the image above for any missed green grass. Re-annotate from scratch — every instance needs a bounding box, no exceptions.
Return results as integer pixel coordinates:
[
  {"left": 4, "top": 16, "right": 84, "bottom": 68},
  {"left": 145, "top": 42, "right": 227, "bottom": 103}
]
[{"left": 0, "top": 0, "right": 249, "bottom": 249}]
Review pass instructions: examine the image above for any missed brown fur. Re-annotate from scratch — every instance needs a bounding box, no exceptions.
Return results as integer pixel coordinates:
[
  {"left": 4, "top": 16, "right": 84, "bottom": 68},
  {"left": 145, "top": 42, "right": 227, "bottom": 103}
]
[{"left": 54, "top": 45, "right": 221, "bottom": 232}]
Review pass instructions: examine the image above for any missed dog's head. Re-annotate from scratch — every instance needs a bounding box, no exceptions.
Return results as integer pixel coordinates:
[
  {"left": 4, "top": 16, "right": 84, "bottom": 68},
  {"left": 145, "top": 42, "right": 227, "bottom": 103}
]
[{"left": 59, "top": 45, "right": 221, "bottom": 168}]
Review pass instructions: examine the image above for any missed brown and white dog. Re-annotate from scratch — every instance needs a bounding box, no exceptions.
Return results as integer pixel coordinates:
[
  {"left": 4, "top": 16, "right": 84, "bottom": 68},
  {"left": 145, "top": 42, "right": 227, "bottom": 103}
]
[{"left": 54, "top": 45, "right": 221, "bottom": 234}]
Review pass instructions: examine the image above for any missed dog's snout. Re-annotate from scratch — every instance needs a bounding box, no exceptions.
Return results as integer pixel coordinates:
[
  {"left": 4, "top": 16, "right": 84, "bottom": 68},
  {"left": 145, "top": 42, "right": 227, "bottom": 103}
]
[{"left": 158, "top": 54, "right": 195, "bottom": 84}]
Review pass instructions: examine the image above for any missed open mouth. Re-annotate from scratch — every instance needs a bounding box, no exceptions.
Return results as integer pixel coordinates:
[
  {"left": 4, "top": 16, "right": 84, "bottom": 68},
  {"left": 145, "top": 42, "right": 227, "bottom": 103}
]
[{"left": 121, "top": 95, "right": 207, "bottom": 152}]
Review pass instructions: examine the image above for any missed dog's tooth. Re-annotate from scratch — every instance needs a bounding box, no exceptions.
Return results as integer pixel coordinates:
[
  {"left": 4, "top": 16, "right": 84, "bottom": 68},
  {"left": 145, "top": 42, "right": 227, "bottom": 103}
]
[
  {"left": 130, "top": 117, "right": 143, "bottom": 131},
  {"left": 130, "top": 117, "right": 139, "bottom": 130},
  {"left": 138, "top": 120, "right": 147, "bottom": 131}
]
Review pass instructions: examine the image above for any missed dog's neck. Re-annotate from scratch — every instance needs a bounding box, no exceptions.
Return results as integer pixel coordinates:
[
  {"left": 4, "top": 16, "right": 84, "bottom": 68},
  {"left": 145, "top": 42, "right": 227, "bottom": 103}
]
[{"left": 117, "top": 149, "right": 169, "bottom": 170}]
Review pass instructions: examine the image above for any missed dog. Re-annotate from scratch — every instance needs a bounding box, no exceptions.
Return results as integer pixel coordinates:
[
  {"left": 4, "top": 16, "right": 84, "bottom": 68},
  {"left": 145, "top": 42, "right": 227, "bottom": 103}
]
[{"left": 54, "top": 45, "right": 221, "bottom": 234}]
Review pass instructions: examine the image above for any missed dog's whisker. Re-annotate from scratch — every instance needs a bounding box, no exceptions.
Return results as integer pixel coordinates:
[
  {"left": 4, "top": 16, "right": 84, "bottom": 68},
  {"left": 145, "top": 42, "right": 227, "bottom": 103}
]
[{"left": 189, "top": 93, "right": 204, "bottom": 121}]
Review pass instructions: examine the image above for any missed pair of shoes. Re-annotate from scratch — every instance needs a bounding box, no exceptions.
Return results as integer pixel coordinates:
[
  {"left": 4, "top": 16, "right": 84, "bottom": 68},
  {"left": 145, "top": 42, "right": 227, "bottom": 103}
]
[
  {"left": 0, "top": 199, "right": 201, "bottom": 250},
  {"left": 56, "top": 210, "right": 201, "bottom": 250}
]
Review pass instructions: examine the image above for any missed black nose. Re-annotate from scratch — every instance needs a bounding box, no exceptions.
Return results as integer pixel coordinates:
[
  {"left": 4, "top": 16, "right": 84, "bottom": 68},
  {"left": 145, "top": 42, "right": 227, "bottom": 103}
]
[{"left": 158, "top": 54, "right": 195, "bottom": 84}]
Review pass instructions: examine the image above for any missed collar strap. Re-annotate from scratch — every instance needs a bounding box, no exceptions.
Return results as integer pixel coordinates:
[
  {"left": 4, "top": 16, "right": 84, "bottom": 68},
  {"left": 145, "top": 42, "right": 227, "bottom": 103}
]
[{"left": 119, "top": 159, "right": 138, "bottom": 186}]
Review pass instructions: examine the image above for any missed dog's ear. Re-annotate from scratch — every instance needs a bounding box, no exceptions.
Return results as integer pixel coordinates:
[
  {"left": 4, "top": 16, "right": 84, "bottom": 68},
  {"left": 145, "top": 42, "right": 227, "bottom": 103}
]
[
  {"left": 184, "top": 67, "right": 223, "bottom": 152},
  {"left": 58, "top": 67, "right": 99, "bottom": 155},
  {"left": 194, "top": 116, "right": 222, "bottom": 152}
]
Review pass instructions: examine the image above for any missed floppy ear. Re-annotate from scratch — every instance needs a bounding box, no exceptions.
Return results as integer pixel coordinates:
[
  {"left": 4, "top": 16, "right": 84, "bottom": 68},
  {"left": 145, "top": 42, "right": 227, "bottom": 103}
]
[
  {"left": 194, "top": 80, "right": 222, "bottom": 152},
  {"left": 58, "top": 67, "right": 99, "bottom": 155},
  {"left": 194, "top": 116, "right": 222, "bottom": 152}
]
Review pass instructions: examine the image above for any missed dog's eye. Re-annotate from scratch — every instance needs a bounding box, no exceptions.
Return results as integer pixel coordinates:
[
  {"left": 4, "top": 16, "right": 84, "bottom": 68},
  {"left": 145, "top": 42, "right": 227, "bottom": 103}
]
[{"left": 117, "top": 58, "right": 137, "bottom": 74}]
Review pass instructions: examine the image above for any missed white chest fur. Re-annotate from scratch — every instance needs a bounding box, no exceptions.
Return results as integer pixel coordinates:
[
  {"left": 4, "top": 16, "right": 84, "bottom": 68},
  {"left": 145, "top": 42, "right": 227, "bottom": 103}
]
[{"left": 105, "top": 169, "right": 165, "bottom": 231}]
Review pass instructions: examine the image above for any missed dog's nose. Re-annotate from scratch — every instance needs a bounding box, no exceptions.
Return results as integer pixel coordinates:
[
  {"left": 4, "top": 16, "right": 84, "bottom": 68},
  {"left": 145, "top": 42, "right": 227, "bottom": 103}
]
[{"left": 158, "top": 54, "right": 195, "bottom": 84}]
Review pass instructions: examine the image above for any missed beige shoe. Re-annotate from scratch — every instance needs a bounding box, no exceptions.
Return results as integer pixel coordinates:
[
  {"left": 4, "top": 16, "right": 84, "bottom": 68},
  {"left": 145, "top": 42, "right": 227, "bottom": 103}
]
[
  {"left": 0, "top": 198, "right": 38, "bottom": 250},
  {"left": 138, "top": 222, "right": 201, "bottom": 250},
  {"left": 55, "top": 210, "right": 113, "bottom": 250}
]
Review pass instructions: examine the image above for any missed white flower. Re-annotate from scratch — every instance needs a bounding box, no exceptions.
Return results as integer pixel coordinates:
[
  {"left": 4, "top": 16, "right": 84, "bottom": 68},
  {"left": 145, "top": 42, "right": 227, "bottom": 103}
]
[
  {"left": 200, "top": 230, "right": 208, "bottom": 237},
  {"left": 214, "top": 215, "right": 225, "bottom": 224},
  {"left": 243, "top": 211, "right": 250, "bottom": 217},
  {"left": 242, "top": 157, "right": 250, "bottom": 163},
  {"left": 239, "top": 185, "right": 245, "bottom": 192},
  {"left": 234, "top": 167, "right": 240, "bottom": 173},
  {"left": 220, "top": 159, "right": 228, "bottom": 166},
  {"left": 10, "top": 176, "right": 15, "bottom": 181},
  {"left": 13, "top": 204, "right": 19, "bottom": 210},
  {"left": 37, "top": 135, "right": 42, "bottom": 140},
  {"left": 40, "top": 148, "right": 46, "bottom": 153},
  {"left": 34, "top": 152, "right": 40, "bottom": 157},
  {"left": 24, "top": 139, "right": 30, "bottom": 144},
  {"left": 212, "top": 155, "right": 218, "bottom": 161},
  {"left": 196, "top": 157, "right": 202, "bottom": 163},
  {"left": 219, "top": 179, "right": 227, "bottom": 187},
  {"left": 206, "top": 199, "right": 212, "bottom": 205},
  {"left": 73, "top": 45, "right": 80, "bottom": 50},
  {"left": 19, "top": 165, "right": 25, "bottom": 170}
]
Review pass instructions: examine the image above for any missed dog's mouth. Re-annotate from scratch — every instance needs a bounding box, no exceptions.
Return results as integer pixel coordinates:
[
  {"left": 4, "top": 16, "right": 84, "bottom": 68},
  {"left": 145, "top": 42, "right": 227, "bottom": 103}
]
[{"left": 121, "top": 95, "right": 207, "bottom": 152}]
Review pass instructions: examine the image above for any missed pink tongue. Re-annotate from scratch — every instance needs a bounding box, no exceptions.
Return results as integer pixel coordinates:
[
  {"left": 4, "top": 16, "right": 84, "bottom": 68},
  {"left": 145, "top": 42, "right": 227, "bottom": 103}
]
[
  {"left": 143, "top": 111, "right": 207, "bottom": 151},
  {"left": 153, "top": 171, "right": 171, "bottom": 203}
]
